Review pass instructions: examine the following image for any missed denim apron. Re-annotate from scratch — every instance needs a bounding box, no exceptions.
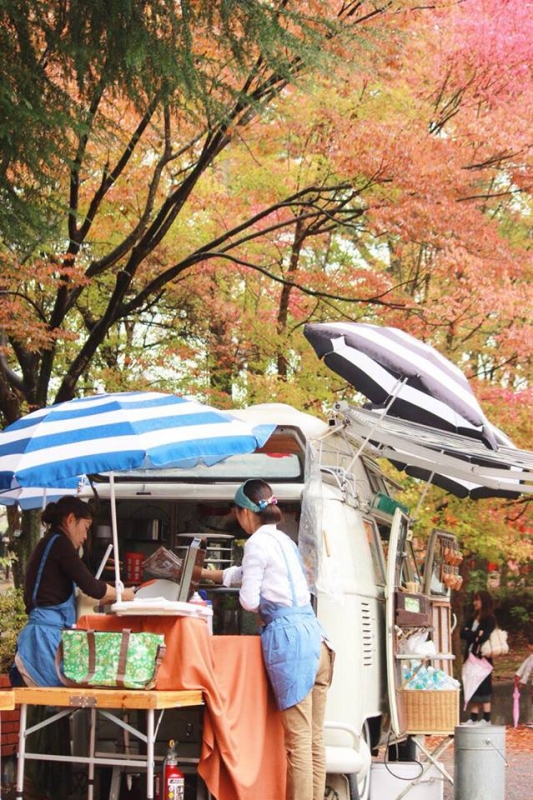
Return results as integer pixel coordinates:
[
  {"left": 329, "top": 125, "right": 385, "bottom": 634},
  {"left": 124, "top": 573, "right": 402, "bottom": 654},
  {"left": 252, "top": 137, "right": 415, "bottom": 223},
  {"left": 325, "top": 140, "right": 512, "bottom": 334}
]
[
  {"left": 259, "top": 532, "right": 323, "bottom": 711},
  {"left": 17, "top": 534, "right": 76, "bottom": 687}
]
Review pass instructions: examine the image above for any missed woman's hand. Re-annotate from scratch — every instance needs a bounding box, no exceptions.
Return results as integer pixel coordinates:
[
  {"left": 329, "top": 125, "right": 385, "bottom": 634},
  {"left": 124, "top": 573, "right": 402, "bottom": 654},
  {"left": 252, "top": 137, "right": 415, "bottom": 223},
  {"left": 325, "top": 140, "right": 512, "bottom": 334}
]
[
  {"left": 122, "top": 587, "right": 135, "bottom": 601},
  {"left": 201, "top": 567, "right": 224, "bottom": 584},
  {"left": 101, "top": 584, "right": 136, "bottom": 603}
]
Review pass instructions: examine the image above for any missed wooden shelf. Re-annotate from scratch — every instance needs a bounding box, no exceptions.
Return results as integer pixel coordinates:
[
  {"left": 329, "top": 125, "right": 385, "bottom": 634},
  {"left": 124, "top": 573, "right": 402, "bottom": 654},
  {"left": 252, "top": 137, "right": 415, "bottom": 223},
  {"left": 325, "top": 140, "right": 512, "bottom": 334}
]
[{"left": 0, "top": 689, "right": 15, "bottom": 710}]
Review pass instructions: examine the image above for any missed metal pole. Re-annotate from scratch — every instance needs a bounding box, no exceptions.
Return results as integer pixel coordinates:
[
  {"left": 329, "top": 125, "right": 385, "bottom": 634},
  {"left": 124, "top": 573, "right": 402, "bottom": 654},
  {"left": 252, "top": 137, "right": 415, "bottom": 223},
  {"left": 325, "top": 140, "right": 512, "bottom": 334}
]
[
  {"left": 15, "top": 703, "right": 27, "bottom": 800},
  {"left": 146, "top": 709, "right": 155, "bottom": 800},
  {"left": 88, "top": 706, "right": 96, "bottom": 800}
]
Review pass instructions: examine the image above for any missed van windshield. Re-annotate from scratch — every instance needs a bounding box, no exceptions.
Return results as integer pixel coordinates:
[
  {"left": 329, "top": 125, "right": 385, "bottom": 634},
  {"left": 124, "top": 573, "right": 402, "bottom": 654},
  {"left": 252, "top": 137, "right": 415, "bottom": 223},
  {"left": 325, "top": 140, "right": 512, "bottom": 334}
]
[{"left": 107, "top": 451, "right": 304, "bottom": 482}]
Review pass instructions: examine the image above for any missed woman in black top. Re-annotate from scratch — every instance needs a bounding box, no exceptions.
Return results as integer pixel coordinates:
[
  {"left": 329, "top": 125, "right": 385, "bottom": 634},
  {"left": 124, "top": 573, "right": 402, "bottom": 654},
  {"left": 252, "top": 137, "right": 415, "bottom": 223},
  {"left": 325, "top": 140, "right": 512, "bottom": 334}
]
[{"left": 460, "top": 589, "right": 496, "bottom": 725}]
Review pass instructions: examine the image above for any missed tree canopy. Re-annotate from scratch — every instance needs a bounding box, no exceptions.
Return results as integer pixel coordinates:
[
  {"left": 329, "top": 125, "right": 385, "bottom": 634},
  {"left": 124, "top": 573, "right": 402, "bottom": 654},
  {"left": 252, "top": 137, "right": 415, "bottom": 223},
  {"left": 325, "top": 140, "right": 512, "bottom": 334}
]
[{"left": 1, "top": 0, "right": 533, "bottom": 570}]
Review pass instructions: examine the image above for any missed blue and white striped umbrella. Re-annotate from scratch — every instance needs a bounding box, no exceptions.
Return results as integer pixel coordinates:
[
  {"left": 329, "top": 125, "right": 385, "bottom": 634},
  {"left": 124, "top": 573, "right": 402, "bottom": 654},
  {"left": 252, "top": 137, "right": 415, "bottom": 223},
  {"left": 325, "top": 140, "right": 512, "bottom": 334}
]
[
  {"left": 0, "top": 391, "right": 276, "bottom": 490},
  {"left": 0, "top": 484, "right": 80, "bottom": 510},
  {"left": 0, "top": 392, "right": 275, "bottom": 599},
  {"left": 0, "top": 475, "right": 89, "bottom": 510}
]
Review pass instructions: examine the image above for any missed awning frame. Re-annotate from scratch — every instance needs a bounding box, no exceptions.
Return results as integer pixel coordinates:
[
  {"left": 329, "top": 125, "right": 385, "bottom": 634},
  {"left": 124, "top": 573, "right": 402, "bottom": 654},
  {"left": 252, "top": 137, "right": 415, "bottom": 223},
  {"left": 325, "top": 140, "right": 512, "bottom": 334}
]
[{"left": 331, "top": 402, "right": 533, "bottom": 496}]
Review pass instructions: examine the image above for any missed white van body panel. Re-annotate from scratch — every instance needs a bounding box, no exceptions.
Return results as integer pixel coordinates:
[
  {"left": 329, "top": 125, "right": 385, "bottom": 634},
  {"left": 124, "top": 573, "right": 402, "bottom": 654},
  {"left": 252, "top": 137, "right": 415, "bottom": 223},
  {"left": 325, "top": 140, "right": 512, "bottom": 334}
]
[
  {"left": 82, "top": 402, "right": 455, "bottom": 800},
  {"left": 317, "top": 491, "right": 386, "bottom": 736}
]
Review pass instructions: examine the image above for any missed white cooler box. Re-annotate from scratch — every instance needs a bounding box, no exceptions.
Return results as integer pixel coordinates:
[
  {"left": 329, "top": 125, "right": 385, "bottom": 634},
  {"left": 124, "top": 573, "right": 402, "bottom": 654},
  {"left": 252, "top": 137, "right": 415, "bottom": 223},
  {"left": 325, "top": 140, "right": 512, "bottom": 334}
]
[{"left": 370, "top": 761, "right": 444, "bottom": 800}]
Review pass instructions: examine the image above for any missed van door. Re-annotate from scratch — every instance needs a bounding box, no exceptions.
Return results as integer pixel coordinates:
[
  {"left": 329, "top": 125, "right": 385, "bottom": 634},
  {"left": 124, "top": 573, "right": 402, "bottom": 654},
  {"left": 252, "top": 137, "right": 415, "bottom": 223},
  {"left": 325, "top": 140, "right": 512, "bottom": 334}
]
[
  {"left": 384, "top": 509, "right": 430, "bottom": 736},
  {"left": 384, "top": 508, "right": 409, "bottom": 737}
]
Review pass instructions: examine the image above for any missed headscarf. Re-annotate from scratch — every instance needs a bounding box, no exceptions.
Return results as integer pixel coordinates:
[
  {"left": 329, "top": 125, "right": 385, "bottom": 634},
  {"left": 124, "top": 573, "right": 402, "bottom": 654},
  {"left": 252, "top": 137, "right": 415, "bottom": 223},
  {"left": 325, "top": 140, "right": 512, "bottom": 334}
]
[{"left": 234, "top": 480, "right": 278, "bottom": 514}]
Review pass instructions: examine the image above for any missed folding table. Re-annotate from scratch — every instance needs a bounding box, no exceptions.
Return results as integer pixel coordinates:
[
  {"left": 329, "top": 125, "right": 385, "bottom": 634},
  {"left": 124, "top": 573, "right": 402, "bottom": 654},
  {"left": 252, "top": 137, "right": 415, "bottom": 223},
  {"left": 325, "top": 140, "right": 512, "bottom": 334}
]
[
  {"left": 0, "top": 689, "right": 15, "bottom": 710},
  {"left": 13, "top": 686, "right": 203, "bottom": 800}
]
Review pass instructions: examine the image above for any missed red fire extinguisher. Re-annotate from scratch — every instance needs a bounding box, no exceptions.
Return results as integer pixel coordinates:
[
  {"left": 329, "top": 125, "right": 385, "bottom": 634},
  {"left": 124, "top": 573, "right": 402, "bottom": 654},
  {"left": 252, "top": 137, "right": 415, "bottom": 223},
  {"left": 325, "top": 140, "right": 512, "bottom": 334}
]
[{"left": 160, "top": 739, "right": 184, "bottom": 800}]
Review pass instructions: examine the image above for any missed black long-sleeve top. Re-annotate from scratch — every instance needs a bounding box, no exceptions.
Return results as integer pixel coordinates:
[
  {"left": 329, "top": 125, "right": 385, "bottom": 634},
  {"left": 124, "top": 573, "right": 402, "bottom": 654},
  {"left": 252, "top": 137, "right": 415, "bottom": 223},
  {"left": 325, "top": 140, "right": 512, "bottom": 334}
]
[
  {"left": 23, "top": 530, "right": 107, "bottom": 613},
  {"left": 460, "top": 613, "right": 496, "bottom": 660}
]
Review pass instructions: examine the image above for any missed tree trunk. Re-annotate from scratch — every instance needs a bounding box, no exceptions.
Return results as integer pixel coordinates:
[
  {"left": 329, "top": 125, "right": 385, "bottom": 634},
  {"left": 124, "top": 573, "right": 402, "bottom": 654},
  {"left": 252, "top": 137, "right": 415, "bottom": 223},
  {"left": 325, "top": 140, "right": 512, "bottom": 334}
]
[{"left": 11, "top": 510, "right": 41, "bottom": 590}]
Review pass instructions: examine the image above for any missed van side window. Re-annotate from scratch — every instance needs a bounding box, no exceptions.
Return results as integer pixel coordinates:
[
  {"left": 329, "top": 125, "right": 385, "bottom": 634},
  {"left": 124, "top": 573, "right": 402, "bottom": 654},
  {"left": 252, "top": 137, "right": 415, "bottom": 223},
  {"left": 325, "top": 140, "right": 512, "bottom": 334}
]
[
  {"left": 363, "top": 518, "right": 386, "bottom": 586},
  {"left": 422, "top": 529, "right": 459, "bottom": 596},
  {"left": 402, "top": 538, "right": 422, "bottom": 589}
]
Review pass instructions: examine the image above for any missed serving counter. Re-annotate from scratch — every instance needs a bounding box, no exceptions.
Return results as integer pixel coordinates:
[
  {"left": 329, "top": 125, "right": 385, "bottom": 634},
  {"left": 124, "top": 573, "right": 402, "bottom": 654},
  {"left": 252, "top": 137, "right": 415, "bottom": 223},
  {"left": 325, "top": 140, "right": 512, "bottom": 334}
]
[{"left": 66, "top": 614, "right": 286, "bottom": 800}]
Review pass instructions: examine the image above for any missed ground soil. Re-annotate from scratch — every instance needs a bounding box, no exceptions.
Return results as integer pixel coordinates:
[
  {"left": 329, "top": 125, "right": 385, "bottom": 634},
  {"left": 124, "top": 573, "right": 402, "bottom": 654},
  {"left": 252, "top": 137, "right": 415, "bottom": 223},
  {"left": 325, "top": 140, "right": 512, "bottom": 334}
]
[{"left": 438, "top": 633, "right": 533, "bottom": 800}]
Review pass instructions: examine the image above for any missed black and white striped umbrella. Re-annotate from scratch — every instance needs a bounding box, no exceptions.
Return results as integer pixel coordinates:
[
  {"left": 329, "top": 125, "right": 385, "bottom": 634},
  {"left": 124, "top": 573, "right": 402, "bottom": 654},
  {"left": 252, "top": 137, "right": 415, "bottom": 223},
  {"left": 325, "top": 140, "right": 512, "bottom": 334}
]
[
  {"left": 391, "top": 423, "right": 520, "bottom": 499},
  {"left": 304, "top": 321, "right": 497, "bottom": 449}
]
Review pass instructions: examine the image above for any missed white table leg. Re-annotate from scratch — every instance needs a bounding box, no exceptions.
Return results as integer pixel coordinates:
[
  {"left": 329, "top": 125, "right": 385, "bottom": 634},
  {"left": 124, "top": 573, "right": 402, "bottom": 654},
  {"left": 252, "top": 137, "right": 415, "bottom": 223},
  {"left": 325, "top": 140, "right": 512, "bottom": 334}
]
[
  {"left": 88, "top": 706, "right": 96, "bottom": 800},
  {"left": 391, "top": 735, "right": 454, "bottom": 800},
  {"left": 413, "top": 735, "right": 454, "bottom": 783},
  {"left": 15, "top": 703, "right": 27, "bottom": 800},
  {"left": 146, "top": 709, "right": 154, "bottom": 800}
]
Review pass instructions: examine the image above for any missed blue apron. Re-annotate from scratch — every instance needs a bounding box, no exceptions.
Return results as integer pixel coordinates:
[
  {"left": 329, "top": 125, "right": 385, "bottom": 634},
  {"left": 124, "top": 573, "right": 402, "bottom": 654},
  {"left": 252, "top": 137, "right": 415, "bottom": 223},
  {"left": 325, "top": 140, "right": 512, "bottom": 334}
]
[
  {"left": 17, "top": 534, "right": 76, "bottom": 687},
  {"left": 259, "top": 533, "right": 323, "bottom": 711}
]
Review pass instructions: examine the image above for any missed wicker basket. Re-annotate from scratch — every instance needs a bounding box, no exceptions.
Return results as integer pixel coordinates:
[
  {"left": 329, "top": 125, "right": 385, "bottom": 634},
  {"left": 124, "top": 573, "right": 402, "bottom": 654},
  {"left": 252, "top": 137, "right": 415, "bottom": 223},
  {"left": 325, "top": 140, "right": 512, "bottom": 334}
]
[{"left": 399, "top": 688, "right": 459, "bottom": 734}]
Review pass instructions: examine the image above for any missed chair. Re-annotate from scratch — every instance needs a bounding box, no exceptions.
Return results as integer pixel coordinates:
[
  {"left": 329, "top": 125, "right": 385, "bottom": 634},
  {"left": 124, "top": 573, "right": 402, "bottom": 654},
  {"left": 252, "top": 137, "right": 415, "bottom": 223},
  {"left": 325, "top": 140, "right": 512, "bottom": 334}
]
[{"left": 325, "top": 721, "right": 371, "bottom": 800}]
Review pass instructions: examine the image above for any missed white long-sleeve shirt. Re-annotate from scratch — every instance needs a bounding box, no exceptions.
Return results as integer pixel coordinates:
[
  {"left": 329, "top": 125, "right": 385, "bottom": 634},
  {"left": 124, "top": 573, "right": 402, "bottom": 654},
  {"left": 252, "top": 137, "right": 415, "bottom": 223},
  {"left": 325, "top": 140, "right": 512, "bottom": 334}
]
[{"left": 230, "top": 524, "right": 310, "bottom": 613}]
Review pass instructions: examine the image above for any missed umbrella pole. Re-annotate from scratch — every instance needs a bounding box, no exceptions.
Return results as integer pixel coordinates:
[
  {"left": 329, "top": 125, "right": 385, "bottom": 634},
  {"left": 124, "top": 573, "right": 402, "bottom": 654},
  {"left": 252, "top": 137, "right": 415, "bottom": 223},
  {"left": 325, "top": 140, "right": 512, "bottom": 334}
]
[
  {"left": 342, "top": 376, "right": 409, "bottom": 469},
  {"left": 109, "top": 473, "right": 122, "bottom": 602},
  {"left": 412, "top": 471, "right": 437, "bottom": 522},
  {"left": 96, "top": 542, "right": 113, "bottom": 580},
  {"left": 40, "top": 488, "right": 47, "bottom": 537}
]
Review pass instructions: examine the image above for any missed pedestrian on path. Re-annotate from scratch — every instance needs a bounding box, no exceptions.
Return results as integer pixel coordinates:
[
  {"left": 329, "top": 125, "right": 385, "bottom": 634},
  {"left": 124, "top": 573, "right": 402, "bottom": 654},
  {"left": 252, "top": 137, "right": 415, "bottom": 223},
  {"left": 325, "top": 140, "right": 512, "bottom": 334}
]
[
  {"left": 460, "top": 589, "right": 496, "bottom": 725},
  {"left": 515, "top": 633, "right": 533, "bottom": 727}
]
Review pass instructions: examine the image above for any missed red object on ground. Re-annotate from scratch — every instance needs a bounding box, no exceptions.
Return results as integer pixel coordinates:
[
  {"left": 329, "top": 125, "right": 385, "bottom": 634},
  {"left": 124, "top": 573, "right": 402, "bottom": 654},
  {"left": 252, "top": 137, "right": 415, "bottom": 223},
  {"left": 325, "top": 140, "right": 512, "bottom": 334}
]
[{"left": 0, "top": 674, "right": 19, "bottom": 758}]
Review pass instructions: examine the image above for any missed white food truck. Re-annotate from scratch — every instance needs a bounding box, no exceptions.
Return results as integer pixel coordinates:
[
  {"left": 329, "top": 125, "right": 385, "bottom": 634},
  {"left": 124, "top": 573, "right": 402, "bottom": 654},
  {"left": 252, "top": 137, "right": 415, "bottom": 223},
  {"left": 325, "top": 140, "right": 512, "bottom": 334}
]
[{"left": 83, "top": 402, "right": 461, "bottom": 800}]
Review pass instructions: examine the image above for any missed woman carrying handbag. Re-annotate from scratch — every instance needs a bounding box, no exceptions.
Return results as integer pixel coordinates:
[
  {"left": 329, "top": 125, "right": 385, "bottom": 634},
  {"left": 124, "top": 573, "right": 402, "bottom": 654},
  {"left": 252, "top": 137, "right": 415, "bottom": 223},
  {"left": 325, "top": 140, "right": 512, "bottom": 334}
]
[{"left": 460, "top": 589, "right": 496, "bottom": 725}]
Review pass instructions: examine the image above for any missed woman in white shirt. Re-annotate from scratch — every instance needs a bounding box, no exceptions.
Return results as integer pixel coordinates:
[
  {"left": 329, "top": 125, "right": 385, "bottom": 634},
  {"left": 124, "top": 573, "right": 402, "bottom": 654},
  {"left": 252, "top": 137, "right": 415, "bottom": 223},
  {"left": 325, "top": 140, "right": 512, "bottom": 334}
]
[{"left": 205, "top": 479, "right": 334, "bottom": 800}]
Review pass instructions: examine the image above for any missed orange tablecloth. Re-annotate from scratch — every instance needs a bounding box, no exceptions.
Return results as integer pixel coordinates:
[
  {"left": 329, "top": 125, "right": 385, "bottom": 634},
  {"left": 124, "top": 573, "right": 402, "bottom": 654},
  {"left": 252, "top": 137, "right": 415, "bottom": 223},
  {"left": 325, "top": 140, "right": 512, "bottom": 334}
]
[{"left": 77, "top": 614, "right": 286, "bottom": 800}]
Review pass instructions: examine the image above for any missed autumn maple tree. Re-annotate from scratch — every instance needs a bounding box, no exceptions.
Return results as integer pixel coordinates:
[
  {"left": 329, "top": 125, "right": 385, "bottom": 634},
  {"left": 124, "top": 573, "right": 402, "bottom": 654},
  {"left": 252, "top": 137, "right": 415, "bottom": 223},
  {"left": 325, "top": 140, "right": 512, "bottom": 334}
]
[
  {"left": 0, "top": 0, "right": 400, "bottom": 414},
  {"left": 1, "top": 0, "right": 533, "bottom": 576}
]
